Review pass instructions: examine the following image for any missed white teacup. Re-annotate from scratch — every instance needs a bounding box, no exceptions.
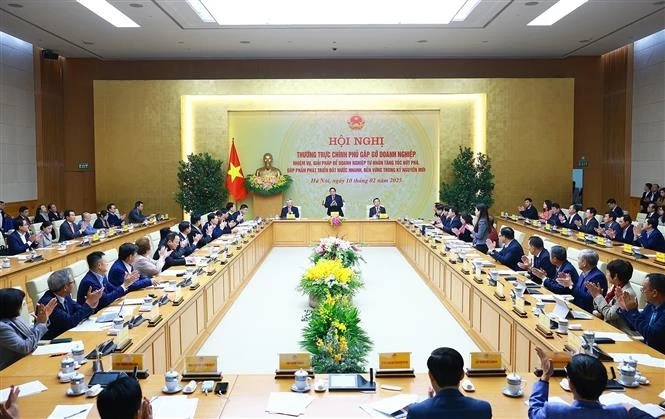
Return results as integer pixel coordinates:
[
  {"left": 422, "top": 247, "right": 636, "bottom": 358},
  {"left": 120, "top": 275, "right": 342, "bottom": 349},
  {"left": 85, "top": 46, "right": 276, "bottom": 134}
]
[
  {"left": 165, "top": 370, "right": 179, "bottom": 392},
  {"left": 70, "top": 372, "right": 86, "bottom": 394},
  {"left": 557, "top": 318, "right": 569, "bottom": 334},
  {"left": 113, "top": 317, "right": 124, "bottom": 330},
  {"left": 506, "top": 373, "right": 525, "bottom": 395},
  {"left": 619, "top": 365, "right": 637, "bottom": 385},
  {"left": 294, "top": 369, "right": 311, "bottom": 390}
]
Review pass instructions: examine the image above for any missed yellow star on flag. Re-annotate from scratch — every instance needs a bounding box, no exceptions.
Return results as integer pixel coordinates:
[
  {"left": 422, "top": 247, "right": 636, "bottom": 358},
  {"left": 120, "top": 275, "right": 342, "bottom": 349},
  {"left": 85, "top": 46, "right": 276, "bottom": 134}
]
[{"left": 227, "top": 162, "right": 244, "bottom": 182}]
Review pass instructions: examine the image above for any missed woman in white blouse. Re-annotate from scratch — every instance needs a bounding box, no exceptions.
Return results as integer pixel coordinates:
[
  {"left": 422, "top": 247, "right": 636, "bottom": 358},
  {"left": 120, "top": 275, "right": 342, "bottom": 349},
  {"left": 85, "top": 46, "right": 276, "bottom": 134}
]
[
  {"left": 36, "top": 221, "right": 54, "bottom": 248},
  {"left": 133, "top": 236, "right": 171, "bottom": 278}
]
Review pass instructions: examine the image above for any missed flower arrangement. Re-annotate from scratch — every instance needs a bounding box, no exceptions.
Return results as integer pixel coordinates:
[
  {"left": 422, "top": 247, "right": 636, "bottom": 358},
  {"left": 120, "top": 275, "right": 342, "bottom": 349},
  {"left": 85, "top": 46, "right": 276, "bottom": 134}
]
[
  {"left": 245, "top": 173, "right": 292, "bottom": 196},
  {"left": 311, "top": 237, "right": 364, "bottom": 268},
  {"left": 330, "top": 215, "right": 343, "bottom": 228},
  {"left": 301, "top": 294, "right": 372, "bottom": 373},
  {"left": 298, "top": 259, "right": 363, "bottom": 301}
]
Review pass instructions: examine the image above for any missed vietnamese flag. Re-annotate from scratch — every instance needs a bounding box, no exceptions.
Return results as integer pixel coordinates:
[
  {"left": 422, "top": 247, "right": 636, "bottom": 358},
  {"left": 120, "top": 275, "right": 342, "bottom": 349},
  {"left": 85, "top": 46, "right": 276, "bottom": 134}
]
[{"left": 226, "top": 139, "right": 248, "bottom": 201}]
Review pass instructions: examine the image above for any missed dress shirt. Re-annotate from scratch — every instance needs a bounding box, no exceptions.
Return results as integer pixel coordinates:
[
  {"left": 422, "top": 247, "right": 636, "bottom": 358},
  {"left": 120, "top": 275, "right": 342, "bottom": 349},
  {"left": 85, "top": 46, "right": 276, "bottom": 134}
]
[
  {"left": 59, "top": 220, "right": 82, "bottom": 241},
  {"left": 323, "top": 194, "right": 345, "bottom": 216},
  {"left": 619, "top": 302, "right": 665, "bottom": 354},
  {"left": 531, "top": 249, "right": 556, "bottom": 284},
  {"left": 635, "top": 228, "right": 665, "bottom": 252},
  {"left": 615, "top": 226, "right": 634, "bottom": 244},
  {"left": 7, "top": 230, "right": 37, "bottom": 255},
  {"left": 38, "top": 290, "right": 92, "bottom": 340},
  {"left": 77, "top": 221, "right": 97, "bottom": 236}
]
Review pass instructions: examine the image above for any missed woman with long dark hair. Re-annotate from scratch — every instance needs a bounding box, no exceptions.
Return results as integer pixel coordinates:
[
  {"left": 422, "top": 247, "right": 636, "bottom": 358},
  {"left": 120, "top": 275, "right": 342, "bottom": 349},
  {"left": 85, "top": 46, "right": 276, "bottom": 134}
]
[
  {"left": 473, "top": 203, "right": 491, "bottom": 253},
  {"left": 539, "top": 200, "right": 553, "bottom": 222}
]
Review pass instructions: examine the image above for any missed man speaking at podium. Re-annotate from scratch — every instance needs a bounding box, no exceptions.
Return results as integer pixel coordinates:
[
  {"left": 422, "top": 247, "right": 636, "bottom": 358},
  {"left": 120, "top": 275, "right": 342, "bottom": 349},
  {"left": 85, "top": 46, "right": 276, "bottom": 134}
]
[{"left": 323, "top": 187, "right": 344, "bottom": 217}]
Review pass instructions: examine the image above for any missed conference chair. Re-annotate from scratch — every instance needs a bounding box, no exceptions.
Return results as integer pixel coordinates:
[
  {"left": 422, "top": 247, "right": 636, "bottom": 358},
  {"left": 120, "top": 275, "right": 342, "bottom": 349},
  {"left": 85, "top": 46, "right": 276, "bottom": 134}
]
[
  {"left": 26, "top": 271, "right": 52, "bottom": 305},
  {"left": 68, "top": 260, "right": 89, "bottom": 298},
  {"left": 148, "top": 232, "right": 160, "bottom": 254},
  {"left": 578, "top": 210, "right": 586, "bottom": 219},
  {"left": 567, "top": 246, "right": 583, "bottom": 275},
  {"left": 89, "top": 213, "right": 98, "bottom": 222},
  {"left": 542, "top": 239, "right": 555, "bottom": 253},
  {"left": 365, "top": 205, "right": 373, "bottom": 218},
  {"left": 594, "top": 214, "right": 604, "bottom": 225},
  {"left": 0, "top": 233, "right": 5, "bottom": 248},
  {"left": 29, "top": 222, "right": 42, "bottom": 236},
  {"left": 636, "top": 213, "right": 647, "bottom": 223},
  {"left": 514, "top": 230, "right": 526, "bottom": 248},
  {"left": 296, "top": 206, "right": 302, "bottom": 218},
  {"left": 28, "top": 216, "right": 34, "bottom": 223},
  {"left": 170, "top": 224, "right": 179, "bottom": 233},
  {"left": 103, "top": 248, "right": 119, "bottom": 266},
  {"left": 658, "top": 226, "right": 665, "bottom": 236},
  {"left": 12, "top": 286, "right": 32, "bottom": 324},
  {"left": 74, "top": 215, "right": 82, "bottom": 224},
  {"left": 597, "top": 260, "right": 607, "bottom": 275},
  {"left": 52, "top": 219, "right": 65, "bottom": 242},
  {"left": 630, "top": 269, "right": 648, "bottom": 309}
]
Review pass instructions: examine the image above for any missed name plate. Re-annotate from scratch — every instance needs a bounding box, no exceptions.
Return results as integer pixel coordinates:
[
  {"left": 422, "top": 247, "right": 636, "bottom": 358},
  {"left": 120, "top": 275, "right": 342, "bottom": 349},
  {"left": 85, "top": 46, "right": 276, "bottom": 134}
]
[
  {"left": 470, "top": 352, "right": 502, "bottom": 370},
  {"left": 111, "top": 353, "right": 144, "bottom": 370},
  {"left": 595, "top": 236, "right": 604, "bottom": 245},
  {"left": 657, "top": 252, "right": 665, "bottom": 263},
  {"left": 496, "top": 281, "right": 505, "bottom": 297},
  {"left": 185, "top": 356, "right": 218, "bottom": 373},
  {"left": 286, "top": 213, "right": 296, "bottom": 219},
  {"left": 278, "top": 353, "right": 311, "bottom": 371},
  {"left": 538, "top": 312, "right": 551, "bottom": 330},
  {"left": 545, "top": 223, "right": 551, "bottom": 231},
  {"left": 623, "top": 244, "right": 633, "bottom": 253},
  {"left": 330, "top": 212, "right": 339, "bottom": 217},
  {"left": 577, "top": 232, "right": 586, "bottom": 240},
  {"left": 547, "top": 351, "right": 572, "bottom": 369},
  {"left": 114, "top": 326, "right": 130, "bottom": 345},
  {"left": 378, "top": 352, "right": 411, "bottom": 370},
  {"left": 567, "top": 331, "right": 582, "bottom": 353},
  {"left": 173, "top": 286, "right": 182, "bottom": 300},
  {"left": 562, "top": 228, "right": 570, "bottom": 235},
  {"left": 514, "top": 296, "right": 525, "bottom": 312},
  {"left": 147, "top": 304, "right": 160, "bottom": 321},
  {"left": 378, "top": 213, "right": 388, "bottom": 219}
]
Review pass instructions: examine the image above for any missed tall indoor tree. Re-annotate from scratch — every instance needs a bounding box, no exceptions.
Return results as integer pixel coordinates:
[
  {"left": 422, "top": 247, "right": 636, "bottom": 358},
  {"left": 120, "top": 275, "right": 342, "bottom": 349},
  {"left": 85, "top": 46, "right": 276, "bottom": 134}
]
[
  {"left": 176, "top": 152, "right": 228, "bottom": 215},
  {"left": 440, "top": 146, "right": 495, "bottom": 213}
]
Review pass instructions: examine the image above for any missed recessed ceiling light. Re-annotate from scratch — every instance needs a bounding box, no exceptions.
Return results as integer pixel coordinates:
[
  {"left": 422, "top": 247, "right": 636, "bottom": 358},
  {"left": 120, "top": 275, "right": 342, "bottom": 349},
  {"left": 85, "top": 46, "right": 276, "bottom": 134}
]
[
  {"left": 528, "top": 0, "right": 588, "bottom": 26},
  {"left": 177, "top": 41, "right": 184, "bottom": 44},
  {"left": 185, "top": 0, "right": 216, "bottom": 23},
  {"left": 82, "top": 40, "right": 95, "bottom": 45},
  {"left": 7, "top": 3, "right": 23, "bottom": 8},
  {"left": 481, "top": 40, "right": 488, "bottom": 43},
  {"left": 200, "top": 0, "right": 469, "bottom": 25},
  {"left": 128, "top": 3, "right": 143, "bottom": 7},
  {"left": 239, "top": 40, "right": 251, "bottom": 44},
  {"left": 76, "top": 0, "right": 140, "bottom": 27},
  {"left": 578, "top": 39, "right": 591, "bottom": 43},
  {"left": 453, "top": 0, "right": 481, "bottom": 22},
  {"left": 525, "top": 1, "right": 539, "bottom": 5},
  {"left": 416, "top": 39, "right": 428, "bottom": 43}
]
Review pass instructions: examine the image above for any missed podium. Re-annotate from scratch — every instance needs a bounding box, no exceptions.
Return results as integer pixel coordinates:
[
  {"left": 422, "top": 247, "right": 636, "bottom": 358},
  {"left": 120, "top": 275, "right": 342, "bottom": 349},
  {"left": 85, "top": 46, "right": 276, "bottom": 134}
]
[{"left": 252, "top": 192, "right": 283, "bottom": 218}]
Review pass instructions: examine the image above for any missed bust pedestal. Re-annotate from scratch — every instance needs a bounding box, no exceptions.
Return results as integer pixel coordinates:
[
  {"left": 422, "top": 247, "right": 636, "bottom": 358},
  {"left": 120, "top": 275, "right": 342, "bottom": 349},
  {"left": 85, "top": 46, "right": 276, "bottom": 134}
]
[{"left": 252, "top": 192, "right": 283, "bottom": 218}]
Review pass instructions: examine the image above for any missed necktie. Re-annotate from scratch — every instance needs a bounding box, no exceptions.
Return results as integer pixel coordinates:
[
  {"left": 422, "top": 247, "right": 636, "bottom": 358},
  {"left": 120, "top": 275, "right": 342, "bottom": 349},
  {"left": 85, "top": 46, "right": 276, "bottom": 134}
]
[
  {"left": 649, "top": 310, "right": 658, "bottom": 326},
  {"left": 62, "top": 299, "right": 69, "bottom": 315},
  {"left": 605, "top": 285, "right": 616, "bottom": 303},
  {"left": 70, "top": 222, "right": 75, "bottom": 234}
]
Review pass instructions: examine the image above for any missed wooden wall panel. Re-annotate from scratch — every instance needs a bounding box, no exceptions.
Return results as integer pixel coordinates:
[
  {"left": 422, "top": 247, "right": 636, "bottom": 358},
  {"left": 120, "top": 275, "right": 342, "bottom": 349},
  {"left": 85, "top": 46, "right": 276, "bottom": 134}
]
[{"left": 32, "top": 56, "right": 629, "bottom": 213}]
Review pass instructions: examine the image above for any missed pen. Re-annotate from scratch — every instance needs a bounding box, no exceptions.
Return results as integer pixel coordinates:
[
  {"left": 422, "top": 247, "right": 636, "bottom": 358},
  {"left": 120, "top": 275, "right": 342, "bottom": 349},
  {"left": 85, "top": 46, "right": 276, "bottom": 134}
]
[
  {"left": 49, "top": 352, "right": 69, "bottom": 357},
  {"left": 63, "top": 408, "right": 87, "bottom": 419}
]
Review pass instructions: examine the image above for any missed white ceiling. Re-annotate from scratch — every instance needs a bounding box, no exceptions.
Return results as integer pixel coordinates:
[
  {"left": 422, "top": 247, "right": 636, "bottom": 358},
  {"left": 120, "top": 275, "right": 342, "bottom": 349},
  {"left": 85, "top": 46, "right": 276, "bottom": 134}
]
[{"left": 0, "top": 0, "right": 664, "bottom": 60}]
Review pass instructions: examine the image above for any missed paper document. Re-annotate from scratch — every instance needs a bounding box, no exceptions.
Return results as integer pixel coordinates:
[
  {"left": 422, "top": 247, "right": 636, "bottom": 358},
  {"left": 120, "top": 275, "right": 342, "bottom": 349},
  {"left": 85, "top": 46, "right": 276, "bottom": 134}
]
[
  {"left": 0, "top": 381, "right": 47, "bottom": 400},
  {"left": 47, "top": 404, "right": 94, "bottom": 419},
  {"left": 121, "top": 298, "right": 146, "bottom": 305},
  {"left": 592, "top": 331, "right": 632, "bottom": 342},
  {"left": 32, "top": 340, "right": 84, "bottom": 356},
  {"left": 523, "top": 396, "right": 569, "bottom": 406},
  {"left": 152, "top": 395, "right": 198, "bottom": 419},
  {"left": 608, "top": 353, "right": 665, "bottom": 369},
  {"left": 659, "top": 389, "right": 665, "bottom": 399},
  {"left": 159, "top": 269, "right": 186, "bottom": 276},
  {"left": 600, "top": 393, "right": 665, "bottom": 418},
  {"left": 368, "top": 394, "right": 421, "bottom": 416},
  {"left": 69, "top": 318, "right": 113, "bottom": 332},
  {"left": 98, "top": 306, "right": 135, "bottom": 318},
  {"left": 266, "top": 392, "right": 314, "bottom": 416}
]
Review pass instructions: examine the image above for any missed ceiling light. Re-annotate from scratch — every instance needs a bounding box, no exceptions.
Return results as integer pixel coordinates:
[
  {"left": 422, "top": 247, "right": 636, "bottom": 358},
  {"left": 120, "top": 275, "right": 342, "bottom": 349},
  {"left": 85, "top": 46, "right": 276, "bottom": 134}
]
[
  {"left": 528, "top": 0, "right": 588, "bottom": 26},
  {"left": 128, "top": 3, "right": 143, "bottom": 7},
  {"left": 200, "top": 0, "right": 467, "bottom": 25},
  {"left": 7, "top": 3, "right": 23, "bottom": 8},
  {"left": 525, "top": 1, "right": 539, "bottom": 5},
  {"left": 76, "top": 0, "right": 139, "bottom": 27},
  {"left": 185, "top": 0, "right": 216, "bottom": 23},
  {"left": 452, "top": 0, "right": 482, "bottom": 22}
]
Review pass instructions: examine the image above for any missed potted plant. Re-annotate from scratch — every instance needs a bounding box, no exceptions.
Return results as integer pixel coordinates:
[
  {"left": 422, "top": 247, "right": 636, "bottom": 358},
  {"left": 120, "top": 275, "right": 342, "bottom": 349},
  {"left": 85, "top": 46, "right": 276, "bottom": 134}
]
[
  {"left": 175, "top": 153, "right": 228, "bottom": 215},
  {"left": 298, "top": 259, "right": 363, "bottom": 307}
]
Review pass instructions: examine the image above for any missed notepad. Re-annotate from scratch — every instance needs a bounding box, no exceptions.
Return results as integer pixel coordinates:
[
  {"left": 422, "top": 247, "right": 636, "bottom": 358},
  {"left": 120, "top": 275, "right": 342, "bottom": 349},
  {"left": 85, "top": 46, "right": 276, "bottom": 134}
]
[
  {"left": 32, "top": 341, "right": 84, "bottom": 356},
  {"left": 266, "top": 392, "right": 314, "bottom": 416},
  {"left": 608, "top": 353, "right": 665, "bottom": 369},
  {"left": 600, "top": 393, "right": 665, "bottom": 417},
  {"left": 47, "top": 403, "right": 94, "bottom": 419},
  {"left": 0, "top": 381, "right": 47, "bottom": 400},
  {"left": 152, "top": 395, "right": 198, "bottom": 419}
]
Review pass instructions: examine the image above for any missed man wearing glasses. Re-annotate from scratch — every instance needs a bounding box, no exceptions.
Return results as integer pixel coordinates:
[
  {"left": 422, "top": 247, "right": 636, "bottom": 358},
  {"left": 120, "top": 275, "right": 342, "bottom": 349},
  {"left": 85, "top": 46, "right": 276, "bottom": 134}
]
[{"left": 617, "top": 273, "right": 665, "bottom": 354}]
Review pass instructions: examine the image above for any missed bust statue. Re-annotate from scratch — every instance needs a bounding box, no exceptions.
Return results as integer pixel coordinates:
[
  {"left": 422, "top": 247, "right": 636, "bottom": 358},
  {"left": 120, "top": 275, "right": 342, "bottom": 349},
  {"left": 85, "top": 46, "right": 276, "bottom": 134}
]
[{"left": 255, "top": 152, "right": 282, "bottom": 177}]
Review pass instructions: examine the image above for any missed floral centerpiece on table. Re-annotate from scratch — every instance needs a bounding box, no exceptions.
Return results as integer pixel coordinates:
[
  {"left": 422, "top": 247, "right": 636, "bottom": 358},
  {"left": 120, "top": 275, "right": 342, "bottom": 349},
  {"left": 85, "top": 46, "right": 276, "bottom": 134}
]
[
  {"left": 311, "top": 236, "right": 364, "bottom": 268},
  {"left": 329, "top": 214, "right": 343, "bottom": 228},
  {"left": 298, "top": 259, "right": 363, "bottom": 303},
  {"left": 245, "top": 173, "right": 292, "bottom": 196},
  {"left": 301, "top": 294, "right": 372, "bottom": 373}
]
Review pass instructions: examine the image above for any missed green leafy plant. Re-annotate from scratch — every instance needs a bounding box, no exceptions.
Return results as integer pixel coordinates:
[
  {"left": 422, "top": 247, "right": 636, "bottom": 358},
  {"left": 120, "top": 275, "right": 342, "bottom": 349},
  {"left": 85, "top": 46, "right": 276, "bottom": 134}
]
[
  {"left": 175, "top": 153, "right": 228, "bottom": 215},
  {"left": 440, "top": 146, "right": 495, "bottom": 213},
  {"left": 245, "top": 174, "right": 293, "bottom": 196},
  {"left": 301, "top": 294, "right": 372, "bottom": 373},
  {"left": 298, "top": 259, "right": 363, "bottom": 301}
]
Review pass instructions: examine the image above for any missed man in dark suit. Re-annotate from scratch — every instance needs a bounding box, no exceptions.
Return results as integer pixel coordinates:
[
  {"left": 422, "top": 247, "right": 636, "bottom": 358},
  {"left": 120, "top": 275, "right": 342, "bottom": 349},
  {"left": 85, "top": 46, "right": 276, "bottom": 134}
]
[
  {"left": 76, "top": 251, "right": 138, "bottom": 312},
  {"left": 634, "top": 217, "right": 665, "bottom": 252},
  {"left": 529, "top": 348, "right": 651, "bottom": 419},
  {"left": 47, "top": 203, "right": 62, "bottom": 222},
  {"left": 406, "top": 347, "right": 491, "bottom": 419},
  {"left": 606, "top": 198, "right": 623, "bottom": 219},
  {"left": 559, "top": 204, "right": 582, "bottom": 230},
  {"left": 546, "top": 203, "right": 564, "bottom": 226},
  {"left": 38, "top": 268, "right": 103, "bottom": 339},
  {"left": 59, "top": 209, "right": 85, "bottom": 241},
  {"left": 556, "top": 249, "right": 607, "bottom": 313},
  {"left": 608, "top": 215, "right": 635, "bottom": 244},
  {"left": 442, "top": 207, "right": 462, "bottom": 234},
  {"left": 322, "top": 187, "right": 344, "bottom": 216},
  {"left": 128, "top": 201, "right": 153, "bottom": 224},
  {"left": 487, "top": 227, "right": 524, "bottom": 271},
  {"left": 203, "top": 212, "right": 223, "bottom": 241},
  {"left": 7, "top": 218, "right": 38, "bottom": 255},
  {"left": 14, "top": 206, "right": 30, "bottom": 226},
  {"left": 645, "top": 202, "right": 658, "bottom": 223},
  {"left": 368, "top": 198, "right": 386, "bottom": 219},
  {"left": 154, "top": 232, "right": 187, "bottom": 271},
  {"left": 576, "top": 207, "right": 599, "bottom": 234},
  {"left": 618, "top": 273, "right": 665, "bottom": 354},
  {"left": 518, "top": 197, "right": 539, "bottom": 220},
  {"left": 595, "top": 212, "right": 621, "bottom": 238},
  {"left": 229, "top": 204, "right": 249, "bottom": 226},
  {"left": 94, "top": 210, "right": 112, "bottom": 230},
  {"left": 106, "top": 203, "right": 124, "bottom": 227},
  {"left": 108, "top": 243, "right": 154, "bottom": 292},
  {"left": 280, "top": 199, "right": 300, "bottom": 219},
  {"left": 176, "top": 221, "right": 200, "bottom": 256},
  {"left": 533, "top": 245, "right": 580, "bottom": 295},
  {"left": 518, "top": 236, "right": 556, "bottom": 284},
  {"left": 189, "top": 213, "right": 211, "bottom": 248},
  {"left": 641, "top": 183, "right": 655, "bottom": 212}
]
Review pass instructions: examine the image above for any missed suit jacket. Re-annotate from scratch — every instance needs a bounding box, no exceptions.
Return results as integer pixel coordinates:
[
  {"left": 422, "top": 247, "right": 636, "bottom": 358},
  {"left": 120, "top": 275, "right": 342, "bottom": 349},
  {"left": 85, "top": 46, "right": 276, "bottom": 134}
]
[
  {"left": 76, "top": 271, "right": 126, "bottom": 312},
  {"left": 107, "top": 212, "right": 122, "bottom": 227},
  {"left": 323, "top": 194, "right": 344, "bottom": 216},
  {"left": 108, "top": 260, "right": 152, "bottom": 292},
  {"left": 177, "top": 232, "right": 197, "bottom": 256},
  {"left": 203, "top": 222, "right": 222, "bottom": 241},
  {"left": 48, "top": 211, "right": 62, "bottom": 222},
  {"left": 93, "top": 218, "right": 111, "bottom": 230},
  {"left": 593, "top": 283, "right": 636, "bottom": 335},
  {"left": 33, "top": 213, "right": 49, "bottom": 224},
  {"left": 562, "top": 213, "right": 582, "bottom": 230},
  {"left": 611, "top": 206, "right": 624, "bottom": 219},
  {"left": 133, "top": 254, "right": 164, "bottom": 278},
  {"left": 59, "top": 220, "right": 81, "bottom": 241},
  {"left": 38, "top": 291, "right": 92, "bottom": 340},
  {"left": 635, "top": 228, "right": 665, "bottom": 252},
  {"left": 646, "top": 211, "right": 658, "bottom": 222},
  {"left": 406, "top": 388, "right": 491, "bottom": 419},
  {"left": 543, "top": 261, "right": 579, "bottom": 295},
  {"left": 520, "top": 205, "right": 539, "bottom": 220},
  {"left": 619, "top": 302, "right": 665, "bottom": 354},
  {"left": 154, "top": 244, "right": 186, "bottom": 271},
  {"left": 443, "top": 216, "right": 462, "bottom": 234},
  {"left": 528, "top": 380, "right": 648, "bottom": 419},
  {"left": 280, "top": 206, "right": 300, "bottom": 219},
  {"left": 128, "top": 208, "right": 146, "bottom": 224},
  {"left": 0, "top": 318, "right": 49, "bottom": 371},
  {"left": 0, "top": 209, "right": 6, "bottom": 233},
  {"left": 580, "top": 217, "right": 599, "bottom": 234},
  {"left": 490, "top": 239, "right": 524, "bottom": 271},
  {"left": 547, "top": 211, "right": 564, "bottom": 226},
  {"left": 368, "top": 205, "right": 386, "bottom": 218},
  {"left": 615, "top": 225, "right": 635, "bottom": 244},
  {"left": 531, "top": 249, "right": 556, "bottom": 284},
  {"left": 7, "top": 230, "right": 37, "bottom": 255},
  {"left": 189, "top": 224, "right": 210, "bottom": 248},
  {"left": 572, "top": 267, "right": 607, "bottom": 313}
]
